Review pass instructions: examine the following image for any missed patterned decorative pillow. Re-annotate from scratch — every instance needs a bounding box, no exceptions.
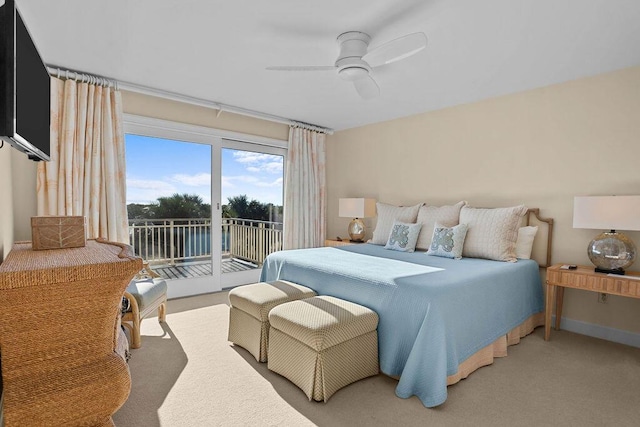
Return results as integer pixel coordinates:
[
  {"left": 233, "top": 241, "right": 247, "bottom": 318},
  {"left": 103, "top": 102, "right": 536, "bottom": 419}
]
[
  {"left": 415, "top": 201, "right": 467, "bottom": 250},
  {"left": 384, "top": 221, "right": 422, "bottom": 252},
  {"left": 515, "top": 226, "right": 538, "bottom": 259},
  {"left": 371, "top": 202, "right": 422, "bottom": 245},
  {"left": 460, "top": 205, "right": 528, "bottom": 262},
  {"left": 427, "top": 223, "right": 468, "bottom": 259}
]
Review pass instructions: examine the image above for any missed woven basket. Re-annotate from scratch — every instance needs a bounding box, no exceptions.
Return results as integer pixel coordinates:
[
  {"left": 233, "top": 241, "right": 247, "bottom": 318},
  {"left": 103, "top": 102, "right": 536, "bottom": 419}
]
[{"left": 31, "top": 215, "right": 86, "bottom": 250}]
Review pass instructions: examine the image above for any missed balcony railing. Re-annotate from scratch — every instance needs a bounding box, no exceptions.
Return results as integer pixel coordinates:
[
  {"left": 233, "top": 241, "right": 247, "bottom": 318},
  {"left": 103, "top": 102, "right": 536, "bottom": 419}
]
[{"left": 128, "top": 218, "right": 283, "bottom": 267}]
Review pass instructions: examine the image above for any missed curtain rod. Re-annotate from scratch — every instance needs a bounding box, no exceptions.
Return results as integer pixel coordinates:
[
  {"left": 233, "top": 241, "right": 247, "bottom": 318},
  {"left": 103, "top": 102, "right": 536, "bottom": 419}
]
[
  {"left": 47, "top": 66, "right": 117, "bottom": 88},
  {"left": 46, "top": 64, "right": 333, "bottom": 135}
]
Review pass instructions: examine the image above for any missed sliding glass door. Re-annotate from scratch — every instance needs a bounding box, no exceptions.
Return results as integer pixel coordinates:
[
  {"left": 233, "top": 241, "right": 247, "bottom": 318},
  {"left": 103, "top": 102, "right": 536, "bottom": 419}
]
[
  {"left": 219, "top": 140, "right": 285, "bottom": 288},
  {"left": 125, "top": 134, "right": 218, "bottom": 298},
  {"left": 124, "top": 116, "right": 286, "bottom": 298}
]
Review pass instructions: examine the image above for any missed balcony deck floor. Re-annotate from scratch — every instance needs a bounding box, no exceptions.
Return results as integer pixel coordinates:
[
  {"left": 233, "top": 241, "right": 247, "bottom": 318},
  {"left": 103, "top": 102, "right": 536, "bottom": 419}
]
[{"left": 153, "top": 258, "right": 258, "bottom": 280}]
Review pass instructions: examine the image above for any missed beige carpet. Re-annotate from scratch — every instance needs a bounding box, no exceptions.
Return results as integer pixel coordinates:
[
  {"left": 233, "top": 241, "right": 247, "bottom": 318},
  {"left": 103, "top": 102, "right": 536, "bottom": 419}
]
[{"left": 113, "top": 291, "right": 640, "bottom": 427}]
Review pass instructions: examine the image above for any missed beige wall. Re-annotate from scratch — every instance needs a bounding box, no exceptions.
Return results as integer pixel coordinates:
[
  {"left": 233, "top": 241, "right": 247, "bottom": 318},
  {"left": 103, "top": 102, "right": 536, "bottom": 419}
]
[
  {"left": 326, "top": 65, "right": 640, "bottom": 334},
  {"left": 12, "top": 149, "right": 38, "bottom": 242},
  {"left": 0, "top": 147, "right": 14, "bottom": 261},
  {"left": 122, "top": 91, "right": 289, "bottom": 141},
  {"left": 0, "top": 147, "right": 38, "bottom": 261}
]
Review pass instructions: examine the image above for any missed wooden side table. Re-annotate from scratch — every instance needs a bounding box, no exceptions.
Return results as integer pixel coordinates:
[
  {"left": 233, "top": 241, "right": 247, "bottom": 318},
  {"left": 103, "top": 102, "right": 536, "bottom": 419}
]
[
  {"left": 545, "top": 264, "right": 640, "bottom": 340},
  {"left": 324, "top": 238, "right": 365, "bottom": 247}
]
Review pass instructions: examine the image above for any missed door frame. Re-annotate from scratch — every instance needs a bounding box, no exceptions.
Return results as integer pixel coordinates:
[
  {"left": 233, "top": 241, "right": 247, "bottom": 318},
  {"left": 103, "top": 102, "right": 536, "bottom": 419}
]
[{"left": 123, "top": 114, "right": 287, "bottom": 299}]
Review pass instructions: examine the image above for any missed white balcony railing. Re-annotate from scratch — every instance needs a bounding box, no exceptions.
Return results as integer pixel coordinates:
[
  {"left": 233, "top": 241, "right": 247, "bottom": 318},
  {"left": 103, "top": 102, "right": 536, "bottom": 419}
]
[{"left": 128, "top": 218, "right": 283, "bottom": 267}]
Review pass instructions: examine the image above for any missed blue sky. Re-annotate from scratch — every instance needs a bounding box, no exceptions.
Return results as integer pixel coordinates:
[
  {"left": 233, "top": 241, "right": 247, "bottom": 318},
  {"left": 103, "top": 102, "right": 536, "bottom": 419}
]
[{"left": 125, "top": 134, "right": 284, "bottom": 206}]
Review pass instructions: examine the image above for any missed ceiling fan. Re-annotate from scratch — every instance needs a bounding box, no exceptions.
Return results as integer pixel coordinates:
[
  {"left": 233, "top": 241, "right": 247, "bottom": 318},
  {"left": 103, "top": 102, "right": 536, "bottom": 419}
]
[{"left": 266, "top": 31, "right": 427, "bottom": 100}]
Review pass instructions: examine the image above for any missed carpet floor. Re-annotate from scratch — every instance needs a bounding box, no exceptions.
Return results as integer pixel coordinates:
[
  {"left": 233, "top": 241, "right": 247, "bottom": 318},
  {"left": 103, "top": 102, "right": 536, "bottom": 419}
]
[{"left": 113, "top": 291, "right": 640, "bottom": 427}]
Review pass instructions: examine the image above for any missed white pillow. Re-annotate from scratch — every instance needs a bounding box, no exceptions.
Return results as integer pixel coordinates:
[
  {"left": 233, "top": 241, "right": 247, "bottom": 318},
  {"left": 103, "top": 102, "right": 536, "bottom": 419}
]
[
  {"left": 384, "top": 221, "right": 422, "bottom": 252},
  {"left": 460, "top": 205, "right": 528, "bottom": 262},
  {"left": 415, "top": 201, "right": 467, "bottom": 250},
  {"left": 427, "top": 222, "right": 468, "bottom": 260},
  {"left": 370, "top": 202, "right": 422, "bottom": 245},
  {"left": 515, "top": 226, "right": 538, "bottom": 259}
]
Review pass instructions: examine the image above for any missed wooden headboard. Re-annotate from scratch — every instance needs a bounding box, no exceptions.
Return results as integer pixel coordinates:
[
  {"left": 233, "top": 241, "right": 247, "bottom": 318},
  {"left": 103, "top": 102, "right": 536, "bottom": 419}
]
[{"left": 524, "top": 208, "right": 554, "bottom": 269}]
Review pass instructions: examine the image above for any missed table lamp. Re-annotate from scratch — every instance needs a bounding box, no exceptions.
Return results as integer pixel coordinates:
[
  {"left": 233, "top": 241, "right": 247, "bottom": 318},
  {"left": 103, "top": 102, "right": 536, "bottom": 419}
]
[
  {"left": 573, "top": 195, "right": 640, "bottom": 275},
  {"left": 339, "top": 198, "right": 376, "bottom": 242}
]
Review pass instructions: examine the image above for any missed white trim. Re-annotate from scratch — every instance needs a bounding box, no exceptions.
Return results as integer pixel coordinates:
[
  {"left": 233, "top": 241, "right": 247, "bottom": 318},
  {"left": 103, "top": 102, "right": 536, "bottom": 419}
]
[
  {"left": 123, "top": 114, "right": 288, "bottom": 149},
  {"left": 552, "top": 315, "right": 640, "bottom": 348},
  {"left": 119, "top": 81, "right": 223, "bottom": 112},
  {"left": 221, "top": 268, "right": 262, "bottom": 289},
  {"left": 165, "top": 274, "right": 217, "bottom": 299}
]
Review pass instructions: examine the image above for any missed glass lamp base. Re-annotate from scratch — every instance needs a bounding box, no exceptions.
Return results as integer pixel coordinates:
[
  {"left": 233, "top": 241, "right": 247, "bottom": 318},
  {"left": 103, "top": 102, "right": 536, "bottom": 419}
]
[
  {"left": 588, "top": 231, "right": 636, "bottom": 275},
  {"left": 348, "top": 218, "right": 366, "bottom": 242}
]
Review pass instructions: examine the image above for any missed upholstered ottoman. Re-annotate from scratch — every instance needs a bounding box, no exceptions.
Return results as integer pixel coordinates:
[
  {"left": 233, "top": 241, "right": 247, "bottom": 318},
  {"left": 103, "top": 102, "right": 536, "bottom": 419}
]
[
  {"left": 267, "top": 296, "right": 379, "bottom": 402},
  {"left": 122, "top": 277, "right": 168, "bottom": 349},
  {"left": 228, "top": 281, "right": 317, "bottom": 362}
]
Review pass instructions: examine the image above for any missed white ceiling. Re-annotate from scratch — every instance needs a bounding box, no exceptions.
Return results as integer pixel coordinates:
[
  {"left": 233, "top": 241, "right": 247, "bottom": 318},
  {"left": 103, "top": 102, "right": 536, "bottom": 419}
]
[{"left": 16, "top": 0, "right": 640, "bottom": 131}]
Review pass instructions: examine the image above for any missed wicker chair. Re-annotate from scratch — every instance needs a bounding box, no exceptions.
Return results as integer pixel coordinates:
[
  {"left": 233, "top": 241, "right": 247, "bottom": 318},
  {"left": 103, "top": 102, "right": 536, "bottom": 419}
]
[{"left": 122, "top": 262, "right": 167, "bottom": 349}]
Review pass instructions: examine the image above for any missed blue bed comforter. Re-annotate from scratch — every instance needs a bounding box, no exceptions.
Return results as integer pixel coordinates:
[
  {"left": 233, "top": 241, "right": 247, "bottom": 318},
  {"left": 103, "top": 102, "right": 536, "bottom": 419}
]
[{"left": 260, "top": 244, "right": 543, "bottom": 407}]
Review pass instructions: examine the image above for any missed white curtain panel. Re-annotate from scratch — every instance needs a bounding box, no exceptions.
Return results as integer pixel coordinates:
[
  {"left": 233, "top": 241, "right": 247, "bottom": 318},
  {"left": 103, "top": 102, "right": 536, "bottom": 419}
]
[
  {"left": 283, "top": 127, "right": 326, "bottom": 250},
  {"left": 36, "top": 77, "right": 129, "bottom": 243}
]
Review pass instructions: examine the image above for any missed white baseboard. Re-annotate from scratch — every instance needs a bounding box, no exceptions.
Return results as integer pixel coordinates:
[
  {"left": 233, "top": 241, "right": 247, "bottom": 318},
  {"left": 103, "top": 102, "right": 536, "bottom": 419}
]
[{"left": 552, "top": 315, "right": 640, "bottom": 348}]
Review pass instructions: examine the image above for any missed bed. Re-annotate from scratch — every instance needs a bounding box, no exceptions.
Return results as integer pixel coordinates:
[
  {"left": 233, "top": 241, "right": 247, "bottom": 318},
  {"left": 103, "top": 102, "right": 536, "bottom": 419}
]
[{"left": 260, "top": 207, "right": 553, "bottom": 407}]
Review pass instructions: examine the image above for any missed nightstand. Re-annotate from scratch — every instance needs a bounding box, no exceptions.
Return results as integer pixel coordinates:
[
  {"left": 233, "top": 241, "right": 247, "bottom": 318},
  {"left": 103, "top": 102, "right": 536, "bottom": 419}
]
[
  {"left": 544, "top": 264, "right": 640, "bottom": 341},
  {"left": 324, "top": 239, "right": 365, "bottom": 247}
]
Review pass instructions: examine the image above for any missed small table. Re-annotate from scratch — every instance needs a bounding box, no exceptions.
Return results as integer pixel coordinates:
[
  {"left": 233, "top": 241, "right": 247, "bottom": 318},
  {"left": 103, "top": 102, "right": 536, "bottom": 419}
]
[{"left": 545, "top": 264, "right": 640, "bottom": 340}]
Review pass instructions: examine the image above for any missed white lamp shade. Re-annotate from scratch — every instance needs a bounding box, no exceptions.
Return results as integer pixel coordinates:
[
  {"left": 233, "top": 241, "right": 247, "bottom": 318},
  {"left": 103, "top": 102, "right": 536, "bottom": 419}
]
[
  {"left": 339, "top": 198, "right": 376, "bottom": 218},
  {"left": 573, "top": 196, "right": 640, "bottom": 231}
]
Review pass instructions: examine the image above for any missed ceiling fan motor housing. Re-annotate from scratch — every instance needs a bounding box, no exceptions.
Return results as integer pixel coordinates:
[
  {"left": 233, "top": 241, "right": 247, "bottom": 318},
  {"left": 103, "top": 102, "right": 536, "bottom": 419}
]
[
  {"left": 266, "top": 30, "right": 427, "bottom": 100},
  {"left": 336, "top": 31, "right": 372, "bottom": 81}
]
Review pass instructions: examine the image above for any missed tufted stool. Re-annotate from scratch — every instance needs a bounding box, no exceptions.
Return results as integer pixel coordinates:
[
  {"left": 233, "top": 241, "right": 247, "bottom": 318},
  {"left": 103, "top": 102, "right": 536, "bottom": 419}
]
[
  {"left": 267, "top": 295, "right": 379, "bottom": 402},
  {"left": 228, "top": 281, "right": 317, "bottom": 362}
]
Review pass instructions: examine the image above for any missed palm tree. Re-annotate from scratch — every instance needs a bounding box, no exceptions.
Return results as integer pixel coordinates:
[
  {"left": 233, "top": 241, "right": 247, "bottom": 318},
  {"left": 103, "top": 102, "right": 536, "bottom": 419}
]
[
  {"left": 224, "top": 194, "right": 275, "bottom": 221},
  {"left": 151, "top": 193, "right": 211, "bottom": 219}
]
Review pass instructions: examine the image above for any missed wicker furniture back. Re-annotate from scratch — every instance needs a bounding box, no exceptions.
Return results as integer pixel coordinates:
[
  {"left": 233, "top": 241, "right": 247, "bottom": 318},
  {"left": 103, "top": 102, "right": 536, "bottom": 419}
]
[{"left": 0, "top": 239, "right": 142, "bottom": 427}]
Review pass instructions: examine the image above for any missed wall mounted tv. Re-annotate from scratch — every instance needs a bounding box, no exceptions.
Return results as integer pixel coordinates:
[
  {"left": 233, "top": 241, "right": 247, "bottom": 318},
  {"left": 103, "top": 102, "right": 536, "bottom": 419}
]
[{"left": 0, "top": 0, "right": 51, "bottom": 161}]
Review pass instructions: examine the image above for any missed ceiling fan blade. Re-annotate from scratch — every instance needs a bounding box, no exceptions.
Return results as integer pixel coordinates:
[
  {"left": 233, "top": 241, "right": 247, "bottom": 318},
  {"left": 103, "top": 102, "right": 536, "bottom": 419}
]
[
  {"left": 353, "top": 75, "right": 379, "bottom": 100},
  {"left": 362, "top": 32, "right": 427, "bottom": 68},
  {"left": 266, "top": 65, "right": 335, "bottom": 71}
]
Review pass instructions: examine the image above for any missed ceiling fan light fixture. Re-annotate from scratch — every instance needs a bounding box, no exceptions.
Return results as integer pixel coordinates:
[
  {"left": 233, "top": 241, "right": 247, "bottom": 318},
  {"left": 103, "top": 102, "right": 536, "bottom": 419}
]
[{"left": 339, "top": 66, "right": 369, "bottom": 81}]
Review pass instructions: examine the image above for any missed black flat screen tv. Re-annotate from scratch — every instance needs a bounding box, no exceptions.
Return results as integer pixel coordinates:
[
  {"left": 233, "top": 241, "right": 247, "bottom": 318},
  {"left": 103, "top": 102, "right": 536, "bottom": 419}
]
[{"left": 0, "top": 0, "right": 50, "bottom": 161}]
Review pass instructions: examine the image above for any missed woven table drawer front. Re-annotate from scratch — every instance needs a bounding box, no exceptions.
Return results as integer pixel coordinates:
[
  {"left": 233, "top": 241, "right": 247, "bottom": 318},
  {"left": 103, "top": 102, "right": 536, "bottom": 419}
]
[
  {"left": 268, "top": 296, "right": 379, "bottom": 351},
  {"left": 547, "top": 268, "right": 640, "bottom": 298},
  {"left": 0, "top": 239, "right": 141, "bottom": 290},
  {"left": 229, "top": 280, "right": 317, "bottom": 321}
]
